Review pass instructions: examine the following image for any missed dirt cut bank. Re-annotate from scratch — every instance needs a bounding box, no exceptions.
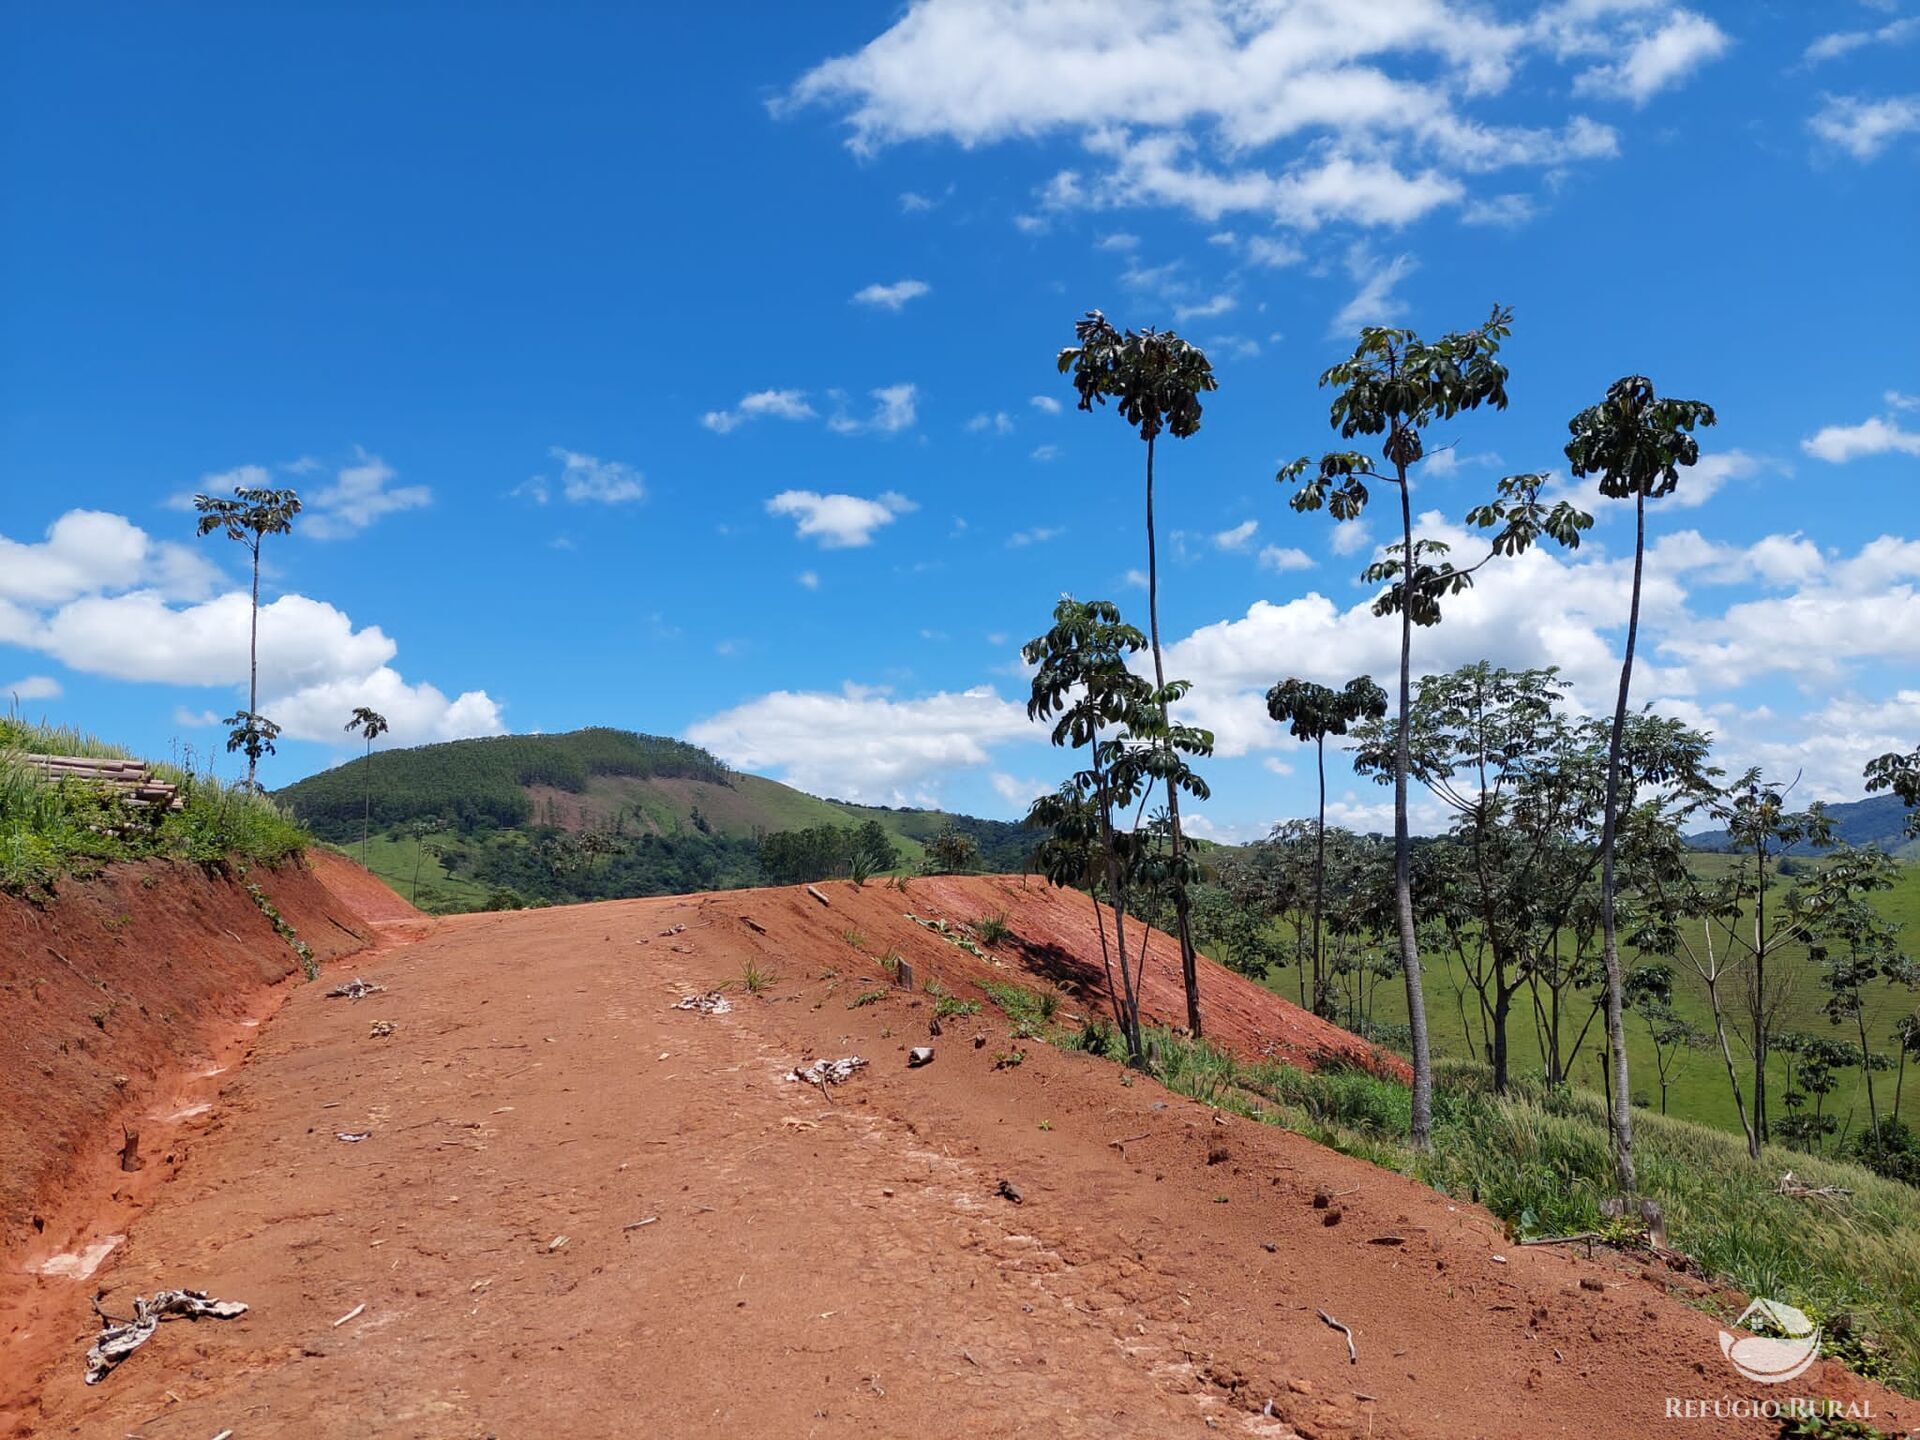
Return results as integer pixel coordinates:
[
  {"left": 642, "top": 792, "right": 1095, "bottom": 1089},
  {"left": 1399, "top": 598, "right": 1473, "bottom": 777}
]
[
  {"left": 0, "top": 854, "right": 398, "bottom": 1268},
  {"left": 8, "top": 874, "right": 1911, "bottom": 1438}
]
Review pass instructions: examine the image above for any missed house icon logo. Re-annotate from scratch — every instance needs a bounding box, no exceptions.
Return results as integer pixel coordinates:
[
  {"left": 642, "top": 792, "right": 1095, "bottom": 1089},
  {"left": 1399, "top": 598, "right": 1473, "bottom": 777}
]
[{"left": 1719, "top": 1299, "right": 1821, "bottom": 1385}]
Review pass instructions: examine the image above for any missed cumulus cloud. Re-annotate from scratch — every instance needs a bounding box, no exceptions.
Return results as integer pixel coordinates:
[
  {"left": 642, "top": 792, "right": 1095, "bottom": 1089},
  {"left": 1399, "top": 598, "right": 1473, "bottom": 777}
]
[
  {"left": 828, "top": 383, "right": 920, "bottom": 435},
  {"left": 303, "top": 449, "right": 431, "bottom": 538},
  {"left": 0, "top": 508, "right": 504, "bottom": 746},
  {"left": 766, "top": 489, "right": 917, "bottom": 547},
  {"left": 1809, "top": 94, "right": 1920, "bottom": 160},
  {"left": 1571, "top": 10, "right": 1728, "bottom": 105},
  {"left": 1804, "top": 15, "right": 1919, "bottom": 66},
  {"left": 686, "top": 682, "right": 1034, "bottom": 803},
  {"left": 1213, "top": 519, "right": 1258, "bottom": 551},
  {"left": 1258, "top": 545, "right": 1315, "bottom": 572},
  {"left": 852, "top": 278, "right": 932, "bottom": 310},
  {"left": 519, "top": 447, "right": 647, "bottom": 505},
  {"left": 702, "top": 389, "right": 819, "bottom": 435},
  {"left": 1803, "top": 411, "right": 1920, "bottom": 463},
  {"left": 780, "top": 0, "right": 1703, "bottom": 232},
  {"left": 3, "top": 674, "right": 61, "bottom": 702}
]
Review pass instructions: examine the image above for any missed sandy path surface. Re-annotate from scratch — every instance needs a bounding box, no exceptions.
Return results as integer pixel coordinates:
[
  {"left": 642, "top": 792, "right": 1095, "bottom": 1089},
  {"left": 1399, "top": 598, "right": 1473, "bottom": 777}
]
[{"left": 9, "top": 889, "right": 1911, "bottom": 1438}]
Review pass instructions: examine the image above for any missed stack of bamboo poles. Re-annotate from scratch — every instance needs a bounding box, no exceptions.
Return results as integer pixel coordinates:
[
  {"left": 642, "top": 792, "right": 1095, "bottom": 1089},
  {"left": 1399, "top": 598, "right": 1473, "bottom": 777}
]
[{"left": 22, "top": 753, "right": 184, "bottom": 810}]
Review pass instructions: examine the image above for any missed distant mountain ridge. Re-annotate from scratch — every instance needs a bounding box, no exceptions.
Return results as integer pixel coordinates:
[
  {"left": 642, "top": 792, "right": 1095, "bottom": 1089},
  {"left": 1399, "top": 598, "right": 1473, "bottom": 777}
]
[
  {"left": 1685, "top": 791, "right": 1919, "bottom": 858},
  {"left": 273, "top": 727, "right": 1035, "bottom": 910}
]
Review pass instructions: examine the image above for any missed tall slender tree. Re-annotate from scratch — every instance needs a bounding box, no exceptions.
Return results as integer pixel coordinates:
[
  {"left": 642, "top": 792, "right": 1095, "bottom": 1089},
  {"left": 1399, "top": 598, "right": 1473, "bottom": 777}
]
[
  {"left": 1265, "top": 675, "right": 1386, "bottom": 1017},
  {"left": 194, "top": 485, "right": 303, "bottom": 790},
  {"left": 1058, "top": 311, "right": 1217, "bottom": 1038},
  {"left": 1023, "top": 597, "right": 1210, "bottom": 1066},
  {"left": 1563, "top": 374, "right": 1715, "bottom": 1192},
  {"left": 344, "top": 706, "right": 389, "bottom": 862},
  {"left": 1278, "top": 305, "right": 1589, "bottom": 1148}
]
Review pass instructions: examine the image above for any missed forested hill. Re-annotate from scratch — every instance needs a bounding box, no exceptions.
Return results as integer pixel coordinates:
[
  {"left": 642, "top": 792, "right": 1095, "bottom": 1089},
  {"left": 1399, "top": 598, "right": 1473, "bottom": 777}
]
[
  {"left": 1686, "top": 792, "right": 1919, "bottom": 858},
  {"left": 273, "top": 727, "right": 1035, "bottom": 911}
]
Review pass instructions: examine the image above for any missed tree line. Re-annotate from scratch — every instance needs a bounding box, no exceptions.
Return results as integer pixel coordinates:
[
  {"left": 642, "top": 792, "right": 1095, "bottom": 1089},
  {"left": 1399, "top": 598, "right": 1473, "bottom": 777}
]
[{"left": 1024, "top": 305, "right": 1920, "bottom": 1196}]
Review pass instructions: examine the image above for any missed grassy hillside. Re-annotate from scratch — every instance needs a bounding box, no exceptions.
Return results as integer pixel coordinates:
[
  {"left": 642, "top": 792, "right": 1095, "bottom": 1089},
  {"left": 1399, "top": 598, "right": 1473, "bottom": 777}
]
[
  {"left": 0, "top": 716, "right": 310, "bottom": 894},
  {"left": 277, "top": 727, "right": 1034, "bottom": 910}
]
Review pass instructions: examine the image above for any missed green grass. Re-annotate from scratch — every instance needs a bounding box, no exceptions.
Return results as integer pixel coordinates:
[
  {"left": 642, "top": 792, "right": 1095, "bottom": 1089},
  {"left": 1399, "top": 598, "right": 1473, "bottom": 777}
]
[
  {"left": 333, "top": 831, "right": 490, "bottom": 913},
  {"left": 980, "top": 979, "right": 1059, "bottom": 1038},
  {"left": 0, "top": 717, "right": 310, "bottom": 894},
  {"left": 1136, "top": 1029, "right": 1920, "bottom": 1395},
  {"left": 1248, "top": 857, "right": 1920, "bottom": 1144}
]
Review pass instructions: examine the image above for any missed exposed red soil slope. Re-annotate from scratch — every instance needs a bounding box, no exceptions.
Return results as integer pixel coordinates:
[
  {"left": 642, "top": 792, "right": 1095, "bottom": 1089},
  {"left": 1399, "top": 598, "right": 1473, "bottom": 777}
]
[
  {"left": 6, "top": 876, "right": 1908, "bottom": 1438},
  {"left": 745, "top": 873, "right": 1408, "bottom": 1081},
  {"left": 0, "top": 858, "right": 387, "bottom": 1263}
]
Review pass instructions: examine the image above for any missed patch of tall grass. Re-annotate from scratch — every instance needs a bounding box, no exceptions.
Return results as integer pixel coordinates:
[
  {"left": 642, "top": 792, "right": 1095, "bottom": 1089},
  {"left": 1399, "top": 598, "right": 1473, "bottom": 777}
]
[
  {"left": 1140, "top": 1030, "right": 1920, "bottom": 1394},
  {"left": 0, "top": 717, "right": 310, "bottom": 894}
]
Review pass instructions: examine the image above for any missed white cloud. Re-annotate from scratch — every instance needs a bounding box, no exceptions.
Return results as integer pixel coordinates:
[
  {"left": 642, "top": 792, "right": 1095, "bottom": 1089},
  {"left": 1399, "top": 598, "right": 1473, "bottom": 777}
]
[
  {"left": 0, "top": 510, "right": 502, "bottom": 747},
  {"left": 967, "top": 410, "right": 1015, "bottom": 434},
  {"left": 1572, "top": 11, "right": 1728, "bottom": 105},
  {"left": 1329, "top": 521, "right": 1375, "bottom": 557},
  {"left": 303, "top": 449, "right": 431, "bottom": 538},
  {"left": 1214, "top": 519, "right": 1258, "bottom": 551},
  {"left": 1804, "top": 15, "right": 1919, "bottom": 65},
  {"left": 1460, "top": 192, "right": 1535, "bottom": 227},
  {"left": 766, "top": 489, "right": 917, "bottom": 547},
  {"left": 541, "top": 447, "right": 646, "bottom": 504},
  {"left": 1245, "top": 234, "right": 1305, "bottom": 267},
  {"left": 686, "top": 682, "right": 1034, "bottom": 803},
  {"left": 783, "top": 0, "right": 1678, "bottom": 232},
  {"left": 1258, "top": 544, "right": 1315, "bottom": 573},
  {"left": 3, "top": 674, "right": 60, "bottom": 701},
  {"left": 828, "top": 383, "right": 920, "bottom": 435},
  {"left": 702, "top": 388, "right": 818, "bottom": 434},
  {"left": 1175, "top": 292, "right": 1236, "bottom": 321},
  {"left": 1809, "top": 94, "right": 1920, "bottom": 160},
  {"left": 1333, "top": 245, "right": 1417, "bottom": 333},
  {"left": 1803, "top": 412, "right": 1920, "bottom": 463},
  {"left": 0, "top": 511, "right": 154, "bottom": 606},
  {"left": 990, "top": 771, "right": 1051, "bottom": 810},
  {"left": 852, "top": 278, "right": 932, "bottom": 310}
]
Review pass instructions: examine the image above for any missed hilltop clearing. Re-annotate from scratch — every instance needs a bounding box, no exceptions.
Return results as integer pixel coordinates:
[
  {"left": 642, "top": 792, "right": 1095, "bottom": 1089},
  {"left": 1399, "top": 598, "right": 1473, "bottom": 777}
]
[{"left": 6, "top": 869, "right": 1913, "bottom": 1437}]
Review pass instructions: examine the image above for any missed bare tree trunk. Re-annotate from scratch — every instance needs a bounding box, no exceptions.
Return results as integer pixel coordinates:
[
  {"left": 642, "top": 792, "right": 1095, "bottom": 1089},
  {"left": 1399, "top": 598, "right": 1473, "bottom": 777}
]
[
  {"left": 247, "top": 539, "right": 262, "bottom": 791},
  {"left": 1752, "top": 835, "right": 1769, "bottom": 1145},
  {"left": 1693, "top": 927, "right": 1760, "bottom": 1159},
  {"left": 1393, "top": 464, "right": 1433, "bottom": 1150},
  {"left": 1313, "top": 737, "right": 1328, "bottom": 1017},
  {"left": 1596, "top": 492, "right": 1642, "bottom": 1192},
  {"left": 1143, "top": 434, "right": 1203, "bottom": 1038}
]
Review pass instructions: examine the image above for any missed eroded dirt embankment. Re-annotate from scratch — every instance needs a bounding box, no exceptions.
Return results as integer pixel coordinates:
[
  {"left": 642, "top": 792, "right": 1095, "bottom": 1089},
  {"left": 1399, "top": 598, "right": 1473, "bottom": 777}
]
[
  {"left": 9, "top": 879, "right": 1909, "bottom": 1439},
  {"left": 0, "top": 855, "right": 380, "bottom": 1262}
]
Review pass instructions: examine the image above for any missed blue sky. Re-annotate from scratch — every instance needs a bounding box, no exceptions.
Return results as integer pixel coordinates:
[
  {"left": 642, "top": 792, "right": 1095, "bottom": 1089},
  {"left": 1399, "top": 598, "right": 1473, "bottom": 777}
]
[{"left": 3, "top": 2, "right": 1917, "bottom": 837}]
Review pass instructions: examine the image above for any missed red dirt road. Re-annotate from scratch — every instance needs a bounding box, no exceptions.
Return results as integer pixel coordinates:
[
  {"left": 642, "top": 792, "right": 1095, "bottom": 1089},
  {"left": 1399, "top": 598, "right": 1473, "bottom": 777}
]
[{"left": 6, "top": 876, "right": 1912, "bottom": 1438}]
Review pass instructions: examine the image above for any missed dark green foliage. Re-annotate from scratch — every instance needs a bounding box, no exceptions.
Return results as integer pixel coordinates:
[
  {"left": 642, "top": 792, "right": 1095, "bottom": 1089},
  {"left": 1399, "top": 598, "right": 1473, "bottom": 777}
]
[
  {"left": 923, "top": 824, "right": 981, "bottom": 875},
  {"left": 758, "top": 819, "right": 898, "bottom": 884},
  {"left": 278, "top": 728, "right": 733, "bottom": 840}
]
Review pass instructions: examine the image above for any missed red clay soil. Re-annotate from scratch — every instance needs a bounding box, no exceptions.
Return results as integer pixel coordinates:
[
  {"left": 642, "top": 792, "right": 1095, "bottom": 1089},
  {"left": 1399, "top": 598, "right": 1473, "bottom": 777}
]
[{"left": 4, "top": 875, "right": 1911, "bottom": 1438}]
